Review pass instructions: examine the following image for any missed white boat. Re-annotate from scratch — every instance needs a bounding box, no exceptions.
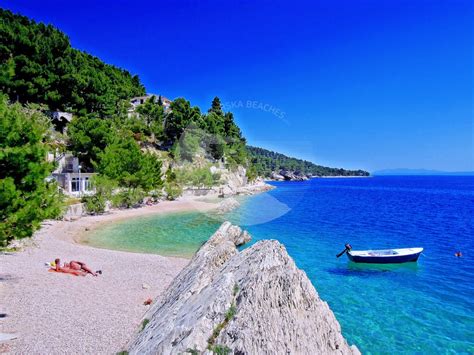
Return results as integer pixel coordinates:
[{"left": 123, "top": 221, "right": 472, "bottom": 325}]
[{"left": 337, "top": 244, "right": 423, "bottom": 264}]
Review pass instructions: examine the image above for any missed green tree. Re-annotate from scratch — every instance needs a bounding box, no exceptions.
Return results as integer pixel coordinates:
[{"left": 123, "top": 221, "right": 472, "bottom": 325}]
[
  {"left": 164, "top": 98, "right": 201, "bottom": 144},
  {"left": 136, "top": 152, "right": 164, "bottom": 191},
  {"left": 208, "top": 96, "right": 224, "bottom": 116},
  {"left": 163, "top": 167, "right": 182, "bottom": 200},
  {"left": 97, "top": 133, "right": 143, "bottom": 188},
  {"left": 67, "top": 115, "right": 112, "bottom": 168},
  {"left": 0, "top": 97, "right": 63, "bottom": 246},
  {"left": 136, "top": 95, "right": 165, "bottom": 141},
  {"left": 97, "top": 132, "right": 163, "bottom": 191},
  {"left": 0, "top": 57, "right": 15, "bottom": 95},
  {"left": 172, "top": 123, "right": 205, "bottom": 162}
]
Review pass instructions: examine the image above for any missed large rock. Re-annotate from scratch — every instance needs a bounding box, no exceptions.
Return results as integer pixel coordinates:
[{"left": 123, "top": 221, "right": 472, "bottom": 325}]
[
  {"left": 277, "top": 170, "right": 309, "bottom": 181},
  {"left": 128, "top": 222, "right": 359, "bottom": 355},
  {"left": 270, "top": 172, "right": 285, "bottom": 181}
]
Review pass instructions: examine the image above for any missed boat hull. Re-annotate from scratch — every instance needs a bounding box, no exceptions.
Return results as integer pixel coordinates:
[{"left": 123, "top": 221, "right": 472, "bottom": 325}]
[{"left": 347, "top": 251, "right": 422, "bottom": 264}]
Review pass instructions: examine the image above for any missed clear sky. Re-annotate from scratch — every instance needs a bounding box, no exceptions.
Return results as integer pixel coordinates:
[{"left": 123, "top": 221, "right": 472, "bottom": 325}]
[{"left": 2, "top": 0, "right": 473, "bottom": 172}]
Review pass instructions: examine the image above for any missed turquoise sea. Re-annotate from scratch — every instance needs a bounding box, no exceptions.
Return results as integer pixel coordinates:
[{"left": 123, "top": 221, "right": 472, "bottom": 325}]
[{"left": 84, "top": 176, "right": 474, "bottom": 353}]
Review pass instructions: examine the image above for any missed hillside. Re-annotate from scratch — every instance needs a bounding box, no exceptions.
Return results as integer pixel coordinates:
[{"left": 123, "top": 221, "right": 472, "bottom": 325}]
[
  {"left": 0, "top": 8, "right": 145, "bottom": 116},
  {"left": 248, "top": 146, "right": 369, "bottom": 177}
]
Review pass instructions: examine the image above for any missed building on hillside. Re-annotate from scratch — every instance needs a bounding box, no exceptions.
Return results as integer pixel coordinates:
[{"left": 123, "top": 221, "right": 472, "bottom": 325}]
[
  {"left": 129, "top": 94, "right": 172, "bottom": 115},
  {"left": 50, "top": 111, "right": 73, "bottom": 134},
  {"left": 48, "top": 152, "right": 95, "bottom": 196}
]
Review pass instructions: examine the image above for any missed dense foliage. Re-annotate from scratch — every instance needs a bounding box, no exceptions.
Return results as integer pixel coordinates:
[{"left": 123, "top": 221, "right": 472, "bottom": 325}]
[
  {"left": 0, "top": 9, "right": 145, "bottom": 116},
  {"left": 0, "top": 97, "right": 63, "bottom": 246},
  {"left": 81, "top": 176, "right": 115, "bottom": 214},
  {"left": 175, "top": 165, "right": 221, "bottom": 188},
  {"left": 247, "top": 146, "right": 369, "bottom": 177},
  {"left": 135, "top": 95, "right": 165, "bottom": 141},
  {"left": 97, "top": 133, "right": 163, "bottom": 191},
  {"left": 167, "top": 97, "right": 248, "bottom": 167},
  {"left": 67, "top": 115, "right": 112, "bottom": 168}
]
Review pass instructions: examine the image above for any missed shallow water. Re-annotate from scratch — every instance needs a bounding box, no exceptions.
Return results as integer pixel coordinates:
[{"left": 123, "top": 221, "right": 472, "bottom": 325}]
[{"left": 85, "top": 176, "right": 474, "bottom": 353}]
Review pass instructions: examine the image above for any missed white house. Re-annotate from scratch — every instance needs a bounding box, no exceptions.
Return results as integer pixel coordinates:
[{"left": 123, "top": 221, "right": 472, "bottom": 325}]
[
  {"left": 129, "top": 94, "right": 172, "bottom": 115},
  {"left": 48, "top": 153, "right": 95, "bottom": 196}
]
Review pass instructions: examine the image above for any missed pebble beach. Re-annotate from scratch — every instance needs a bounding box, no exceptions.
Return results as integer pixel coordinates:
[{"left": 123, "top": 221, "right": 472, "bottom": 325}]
[{"left": 0, "top": 198, "right": 217, "bottom": 354}]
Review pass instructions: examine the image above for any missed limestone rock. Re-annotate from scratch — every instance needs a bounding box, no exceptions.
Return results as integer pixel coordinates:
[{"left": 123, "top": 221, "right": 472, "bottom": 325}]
[
  {"left": 128, "top": 222, "right": 359, "bottom": 355},
  {"left": 270, "top": 172, "right": 285, "bottom": 181},
  {"left": 279, "top": 170, "right": 309, "bottom": 181}
]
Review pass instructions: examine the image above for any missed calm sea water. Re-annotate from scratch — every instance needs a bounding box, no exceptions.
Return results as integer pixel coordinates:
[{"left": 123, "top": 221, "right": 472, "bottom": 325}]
[{"left": 85, "top": 176, "right": 474, "bottom": 353}]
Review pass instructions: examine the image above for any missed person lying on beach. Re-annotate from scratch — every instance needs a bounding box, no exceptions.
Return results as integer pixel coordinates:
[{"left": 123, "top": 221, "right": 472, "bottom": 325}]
[{"left": 51, "top": 258, "right": 98, "bottom": 276}]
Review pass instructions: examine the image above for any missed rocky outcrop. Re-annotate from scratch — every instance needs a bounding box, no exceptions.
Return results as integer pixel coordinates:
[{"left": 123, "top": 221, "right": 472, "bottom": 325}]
[
  {"left": 279, "top": 170, "right": 309, "bottom": 181},
  {"left": 270, "top": 172, "right": 285, "bottom": 181},
  {"left": 234, "top": 178, "right": 274, "bottom": 195},
  {"left": 128, "top": 222, "right": 359, "bottom": 354},
  {"left": 269, "top": 170, "right": 311, "bottom": 181}
]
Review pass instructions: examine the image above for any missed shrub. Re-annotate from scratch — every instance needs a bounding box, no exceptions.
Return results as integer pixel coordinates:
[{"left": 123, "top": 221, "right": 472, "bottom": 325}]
[
  {"left": 233, "top": 283, "right": 240, "bottom": 296},
  {"left": 164, "top": 182, "right": 182, "bottom": 201},
  {"left": 209, "top": 344, "right": 231, "bottom": 355},
  {"left": 225, "top": 303, "right": 237, "bottom": 322},
  {"left": 185, "top": 347, "right": 199, "bottom": 355},
  {"left": 81, "top": 176, "right": 116, "bottom": 214},
  {"left": 112, "top": 188, "right": 145, "bottom": 209},
  {"left": 82, "top": 194, "right": 107, "bottom": 214},
  {"left": 245, "top": 164, "right": 258, "bottom": 182},
  {"left": 140, "top": 318, "right": 150, "bottom": 331},
  {"left": 176, "top": 166, "right": 221, "bottom": 188}
]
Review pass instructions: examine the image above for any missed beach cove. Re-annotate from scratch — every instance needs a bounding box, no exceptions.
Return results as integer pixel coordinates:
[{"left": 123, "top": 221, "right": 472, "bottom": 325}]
[{"left": 0, "top": 198, "right": 221, "bottom": 354}]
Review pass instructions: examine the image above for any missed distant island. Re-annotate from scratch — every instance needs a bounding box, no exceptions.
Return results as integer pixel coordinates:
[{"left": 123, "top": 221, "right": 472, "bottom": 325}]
[{"left": 372, "top": 169, "right": 474, "bottom": 176}]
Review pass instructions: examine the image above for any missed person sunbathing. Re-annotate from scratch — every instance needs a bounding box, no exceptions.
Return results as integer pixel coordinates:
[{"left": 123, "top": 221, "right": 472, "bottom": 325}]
[{"left": 52, "top": 259, "right": 98, "bottom": 276}]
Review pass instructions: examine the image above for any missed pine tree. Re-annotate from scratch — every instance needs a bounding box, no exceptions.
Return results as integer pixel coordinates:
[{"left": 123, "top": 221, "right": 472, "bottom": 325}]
[{"left": 0, "top": 97, "right": 63, "bottom": 246}]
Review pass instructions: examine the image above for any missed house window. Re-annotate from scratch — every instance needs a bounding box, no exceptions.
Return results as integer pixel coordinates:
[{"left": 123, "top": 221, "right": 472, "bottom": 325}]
[
  {"left": 71, "top": 177, "right": 80, "bottom": 192},
  {"left": 84, "top": 177, "right": 91, "bottom": 191}
]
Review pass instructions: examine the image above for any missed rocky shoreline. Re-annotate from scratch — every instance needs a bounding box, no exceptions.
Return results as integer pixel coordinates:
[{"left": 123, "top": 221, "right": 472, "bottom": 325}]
[
  {"left": 128, "top": 222, "right": 360, "bottom": 354},
  {"left": 269, "top": 170, "right": 371, "bottom": 181}
]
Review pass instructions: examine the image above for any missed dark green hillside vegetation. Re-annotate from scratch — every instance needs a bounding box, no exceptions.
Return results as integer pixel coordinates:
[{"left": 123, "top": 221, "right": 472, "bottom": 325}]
[
  {"left": 247, "top": 146, "right": 369, "bottom": 177},
  {"left": 167, "top": 97, "right": 248, "bottom": 167},
  {"left": 0, "top": 8, "right": 145, "bottom": 116},
  {"left": 0, "top": 97, "right": 63, "bottom": 246}
]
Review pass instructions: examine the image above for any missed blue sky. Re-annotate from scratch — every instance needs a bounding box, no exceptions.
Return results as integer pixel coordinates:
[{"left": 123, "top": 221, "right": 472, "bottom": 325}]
[{"left": 2, "top": 0, "right": 472, "bottom": 172}]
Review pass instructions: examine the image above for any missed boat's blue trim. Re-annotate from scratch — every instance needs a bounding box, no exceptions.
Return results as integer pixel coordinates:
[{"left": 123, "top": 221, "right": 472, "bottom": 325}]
[{"left": 347, "top": 251, "right": 422, "bottom": 264}]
